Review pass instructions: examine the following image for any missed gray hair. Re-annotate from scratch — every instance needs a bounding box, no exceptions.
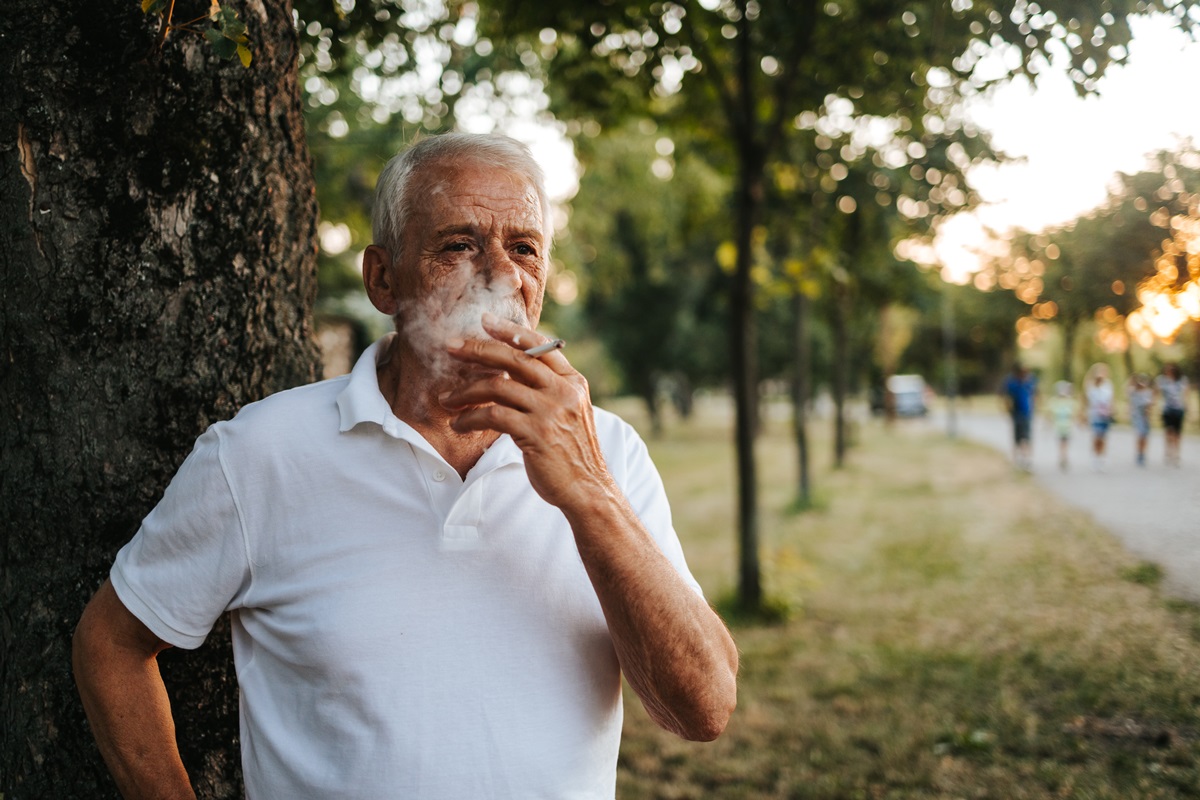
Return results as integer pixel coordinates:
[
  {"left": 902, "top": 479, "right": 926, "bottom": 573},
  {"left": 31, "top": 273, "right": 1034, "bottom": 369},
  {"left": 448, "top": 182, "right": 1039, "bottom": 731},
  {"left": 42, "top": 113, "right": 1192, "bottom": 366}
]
[{"left": 371, "top": 133, "right": 553, "bottom": 264}]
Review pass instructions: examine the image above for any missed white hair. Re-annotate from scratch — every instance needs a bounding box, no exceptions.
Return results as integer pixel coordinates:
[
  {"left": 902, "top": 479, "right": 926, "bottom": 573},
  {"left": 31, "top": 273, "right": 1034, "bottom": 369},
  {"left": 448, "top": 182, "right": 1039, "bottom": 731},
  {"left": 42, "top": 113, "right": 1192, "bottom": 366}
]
[{"left": 371, "top": 133, "right": 553, "bottom": 264}]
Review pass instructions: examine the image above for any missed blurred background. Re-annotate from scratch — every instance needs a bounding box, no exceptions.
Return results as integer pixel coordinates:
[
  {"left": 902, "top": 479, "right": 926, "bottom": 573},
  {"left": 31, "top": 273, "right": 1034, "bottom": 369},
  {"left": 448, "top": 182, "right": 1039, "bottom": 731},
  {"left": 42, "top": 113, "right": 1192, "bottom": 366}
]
[{"left": 303, "top": 2, "right": 1200, "bottom": 411}]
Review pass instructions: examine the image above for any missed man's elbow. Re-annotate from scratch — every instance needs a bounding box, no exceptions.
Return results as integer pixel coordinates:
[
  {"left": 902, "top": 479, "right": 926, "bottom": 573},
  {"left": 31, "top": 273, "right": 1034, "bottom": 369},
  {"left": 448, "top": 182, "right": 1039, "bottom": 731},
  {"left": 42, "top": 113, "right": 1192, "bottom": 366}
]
[
  {"left": 72, "top": 600, "right": 103, "bottom": 680},
  {"left": 694, "top": 678, "right": 739, "bottom": 741},
  {"left": 671, "top": 662, "right": 738, "bottom": 742}
]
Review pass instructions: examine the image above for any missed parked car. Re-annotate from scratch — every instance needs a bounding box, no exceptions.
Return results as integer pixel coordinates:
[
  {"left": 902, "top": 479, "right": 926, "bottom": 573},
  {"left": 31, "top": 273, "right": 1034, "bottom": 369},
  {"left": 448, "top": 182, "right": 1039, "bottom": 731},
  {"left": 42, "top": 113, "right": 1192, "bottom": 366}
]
[{"left": 886, "top": 374, "right": 929, "bottom": 417}]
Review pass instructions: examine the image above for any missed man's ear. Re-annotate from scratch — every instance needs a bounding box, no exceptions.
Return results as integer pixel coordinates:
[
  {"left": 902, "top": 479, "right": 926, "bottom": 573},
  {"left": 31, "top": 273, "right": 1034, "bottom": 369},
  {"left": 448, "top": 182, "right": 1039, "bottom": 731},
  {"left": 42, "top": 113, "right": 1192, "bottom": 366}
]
[{"left": 362, "top": 245, "right": 399, "bottom": 315}]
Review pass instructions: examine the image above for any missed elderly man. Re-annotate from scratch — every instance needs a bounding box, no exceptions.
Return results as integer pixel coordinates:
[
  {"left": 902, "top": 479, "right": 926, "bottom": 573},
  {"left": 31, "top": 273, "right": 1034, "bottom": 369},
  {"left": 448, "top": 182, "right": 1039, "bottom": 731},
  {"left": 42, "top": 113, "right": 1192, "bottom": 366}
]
[{"left": 73, "top": 133, "right": 738, "bottom": 799}]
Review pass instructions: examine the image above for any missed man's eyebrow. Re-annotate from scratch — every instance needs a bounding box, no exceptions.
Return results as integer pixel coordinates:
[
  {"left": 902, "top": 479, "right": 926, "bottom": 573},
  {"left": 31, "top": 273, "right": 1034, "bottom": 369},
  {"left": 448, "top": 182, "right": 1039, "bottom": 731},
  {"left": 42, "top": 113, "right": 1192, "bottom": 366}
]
[
  {"left": 432, "top": 223, "right": 478, "bottom": 239},
  {"left": 508, "top": 227, "right": 546, "bottom": 242},
  {"left": 431, "top": 223, "right": 544, "bottom": 243}
]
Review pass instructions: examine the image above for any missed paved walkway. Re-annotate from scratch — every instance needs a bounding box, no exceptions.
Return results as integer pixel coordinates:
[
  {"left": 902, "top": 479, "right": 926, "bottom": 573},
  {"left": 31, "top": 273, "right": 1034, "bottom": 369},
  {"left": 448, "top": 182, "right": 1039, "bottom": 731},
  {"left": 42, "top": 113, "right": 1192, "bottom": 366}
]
[{"left": 938, "top": 409, "right": 1200, "bottom": 602}]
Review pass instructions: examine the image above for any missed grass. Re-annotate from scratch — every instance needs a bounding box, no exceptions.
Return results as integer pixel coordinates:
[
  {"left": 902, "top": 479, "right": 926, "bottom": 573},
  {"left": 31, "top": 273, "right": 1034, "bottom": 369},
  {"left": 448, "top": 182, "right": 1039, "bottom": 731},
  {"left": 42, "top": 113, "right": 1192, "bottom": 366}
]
[{"left": 605, "top": 396, "right": 1200, "bottom": 799}]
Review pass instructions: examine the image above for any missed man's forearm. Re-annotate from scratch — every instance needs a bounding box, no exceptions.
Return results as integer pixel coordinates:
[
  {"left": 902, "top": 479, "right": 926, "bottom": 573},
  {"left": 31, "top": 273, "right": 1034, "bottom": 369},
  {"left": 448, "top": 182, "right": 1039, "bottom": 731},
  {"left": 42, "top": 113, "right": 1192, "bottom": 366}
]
[
  {"left": 563, "top": 482, "right": 738, "bottom": 741},
  {"left": 73, "top": 581, "right": 195, "bottom": 800}
]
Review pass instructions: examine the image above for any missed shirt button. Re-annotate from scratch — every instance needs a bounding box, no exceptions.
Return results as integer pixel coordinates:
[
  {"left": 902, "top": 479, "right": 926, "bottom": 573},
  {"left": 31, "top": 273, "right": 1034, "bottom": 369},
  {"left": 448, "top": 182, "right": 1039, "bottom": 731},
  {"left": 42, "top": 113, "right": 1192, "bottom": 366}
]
[{"left": 432, "top": 469, "right": 447, "bottom": 482}]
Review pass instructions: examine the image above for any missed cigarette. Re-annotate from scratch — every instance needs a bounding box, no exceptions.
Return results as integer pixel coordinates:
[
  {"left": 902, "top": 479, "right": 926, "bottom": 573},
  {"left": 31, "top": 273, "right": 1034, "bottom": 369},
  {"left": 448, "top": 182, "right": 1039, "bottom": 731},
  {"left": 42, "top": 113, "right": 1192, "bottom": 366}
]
[{"left": 523, "top": 339, "right": 565, "bottom": 357}]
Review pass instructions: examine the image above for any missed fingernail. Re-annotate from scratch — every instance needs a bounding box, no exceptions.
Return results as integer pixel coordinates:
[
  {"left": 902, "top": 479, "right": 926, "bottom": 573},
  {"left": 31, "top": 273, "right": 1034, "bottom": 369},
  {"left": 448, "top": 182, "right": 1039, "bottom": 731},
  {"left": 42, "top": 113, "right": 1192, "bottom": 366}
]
[
  {"left": 446, "top": 337, "right": 464, "bottom": 349},
  {"left": 481, "top": 311, "right": 498, "bottom": 326},
  {"left": 438, "top": 391, "right": 451, "bottom": 403}
]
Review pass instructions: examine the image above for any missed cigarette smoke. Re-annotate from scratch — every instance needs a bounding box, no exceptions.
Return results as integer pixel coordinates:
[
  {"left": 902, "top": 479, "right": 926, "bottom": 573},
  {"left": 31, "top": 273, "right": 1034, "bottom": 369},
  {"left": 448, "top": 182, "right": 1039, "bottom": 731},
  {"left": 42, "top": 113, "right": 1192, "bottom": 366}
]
[{"left": 396, "top": 262, "right": 527, "bottom": 382}]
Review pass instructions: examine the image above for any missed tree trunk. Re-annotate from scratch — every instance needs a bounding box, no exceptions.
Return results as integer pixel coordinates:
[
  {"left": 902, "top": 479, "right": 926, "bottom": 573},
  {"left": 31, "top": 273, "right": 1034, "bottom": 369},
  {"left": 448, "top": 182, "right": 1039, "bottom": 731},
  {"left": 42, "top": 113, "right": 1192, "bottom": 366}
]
[
  {"left": 1193, "top": 319, "right": 1200, "bottom": 395},
  {"left": 942, "top": 285, "right": 958, "bottom": 439},
  {"left": 832, "top": 279, "right": 850, "bottom": 468},
  {"left": 791, "top": 288, "right": 812, "bottom": 507},
  {"left": 1061, "top": 317, "right": 1078, "bottom": 383},
  {"left": 1, "top": 2, "right": 319, "bottom": 796},
  {"left": 732, "top": 143, "right": 764, "bottom": 610},
  {"left": 640, "top": 373, "right": 663, "bottom": 438}
]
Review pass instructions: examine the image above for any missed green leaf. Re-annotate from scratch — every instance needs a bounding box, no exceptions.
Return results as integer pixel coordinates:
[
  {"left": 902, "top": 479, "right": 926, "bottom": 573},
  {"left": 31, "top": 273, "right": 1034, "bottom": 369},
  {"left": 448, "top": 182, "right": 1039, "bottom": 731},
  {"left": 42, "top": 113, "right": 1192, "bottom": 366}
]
[
  {"left": 141, "top": 0, "right": 167, "bottom": 13},
  {"left": 208, "top": 31, "right": 238, "bottom": 60}
]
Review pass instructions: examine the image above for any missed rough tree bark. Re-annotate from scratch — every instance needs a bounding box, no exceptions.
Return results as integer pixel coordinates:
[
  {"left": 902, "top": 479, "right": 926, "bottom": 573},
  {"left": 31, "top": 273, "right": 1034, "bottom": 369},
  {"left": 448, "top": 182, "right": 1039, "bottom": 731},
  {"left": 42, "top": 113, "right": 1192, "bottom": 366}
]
[{"left": 1, "top": 1, "right": 319, "bottom": 796}]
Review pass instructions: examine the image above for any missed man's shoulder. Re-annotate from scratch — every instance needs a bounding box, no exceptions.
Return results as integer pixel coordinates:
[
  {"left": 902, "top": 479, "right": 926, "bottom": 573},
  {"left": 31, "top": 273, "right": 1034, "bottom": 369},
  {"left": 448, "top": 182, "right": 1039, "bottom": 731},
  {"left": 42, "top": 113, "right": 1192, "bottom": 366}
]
[{"left": 215, "top": 375, "right": 349, "bottom": 447}]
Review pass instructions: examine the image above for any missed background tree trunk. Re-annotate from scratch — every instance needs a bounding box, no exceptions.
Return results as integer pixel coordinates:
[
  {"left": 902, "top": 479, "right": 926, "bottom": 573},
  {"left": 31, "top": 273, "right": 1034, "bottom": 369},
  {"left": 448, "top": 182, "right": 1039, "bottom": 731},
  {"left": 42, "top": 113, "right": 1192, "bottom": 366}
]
[
  {"left": 1061, "top": 316, "right": 1078, "bottom": 383},
  {"left": 791, "top": 288, "right": 812, "bottom": 507},
  {"left": 831, "top": 280, "right": 850, "bottom": 468},
  {"left": 732, "top": 144, "right": 764, "bottom": 610},
  {"left": 1, "top": 2, "right": 319, "bottom": 796}
]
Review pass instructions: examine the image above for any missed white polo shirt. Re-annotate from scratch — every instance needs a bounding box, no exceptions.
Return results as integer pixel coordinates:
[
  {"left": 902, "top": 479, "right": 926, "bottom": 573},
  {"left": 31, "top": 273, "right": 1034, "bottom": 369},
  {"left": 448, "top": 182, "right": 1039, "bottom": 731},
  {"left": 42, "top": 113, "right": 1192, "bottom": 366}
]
[{"left": 111, "top": 335, "right": 702, "bottom": 799}]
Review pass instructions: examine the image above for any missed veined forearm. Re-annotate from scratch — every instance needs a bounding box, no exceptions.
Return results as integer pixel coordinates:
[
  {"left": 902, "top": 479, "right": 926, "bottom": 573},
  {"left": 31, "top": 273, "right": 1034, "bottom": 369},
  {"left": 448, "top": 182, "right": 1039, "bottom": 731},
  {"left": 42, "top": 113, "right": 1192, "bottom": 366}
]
[{"left": 563, "top": 487, "right": 738, "bottom": 741}]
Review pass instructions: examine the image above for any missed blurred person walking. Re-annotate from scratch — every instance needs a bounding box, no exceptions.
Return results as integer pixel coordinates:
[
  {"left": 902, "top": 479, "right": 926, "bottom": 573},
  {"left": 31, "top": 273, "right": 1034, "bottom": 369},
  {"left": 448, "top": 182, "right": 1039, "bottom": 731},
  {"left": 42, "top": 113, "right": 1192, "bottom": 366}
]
[
  {"left": 1084, "top": 363, "right": 1114, "bottom": 472},
  {"left": 1049, "top": 380, "right": 1077, "bottom": 471},
  {"left": 1127, "top": 373, "right": 1154, "bottom": 467},
  {"left": 1002, "top": 362, "right": 1037, "bottom": 471},
  {"left": 1156, "top": 362, "right": 1189, "bottom": 467}
]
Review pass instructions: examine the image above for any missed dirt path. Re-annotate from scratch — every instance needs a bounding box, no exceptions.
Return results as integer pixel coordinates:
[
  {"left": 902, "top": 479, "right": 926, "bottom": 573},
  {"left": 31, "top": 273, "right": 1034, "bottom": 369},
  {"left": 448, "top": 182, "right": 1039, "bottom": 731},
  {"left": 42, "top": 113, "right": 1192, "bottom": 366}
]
[{"left": 934, "top": 409, "right": 1200, "bottom": 602}]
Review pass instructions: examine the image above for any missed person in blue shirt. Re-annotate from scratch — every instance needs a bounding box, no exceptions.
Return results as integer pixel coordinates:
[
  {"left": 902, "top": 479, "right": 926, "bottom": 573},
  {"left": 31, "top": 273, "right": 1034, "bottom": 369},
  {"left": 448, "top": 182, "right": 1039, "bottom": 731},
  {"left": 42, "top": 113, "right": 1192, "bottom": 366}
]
[{"left": 1002, "top": 362, "right": 1038, "bottom": 471}]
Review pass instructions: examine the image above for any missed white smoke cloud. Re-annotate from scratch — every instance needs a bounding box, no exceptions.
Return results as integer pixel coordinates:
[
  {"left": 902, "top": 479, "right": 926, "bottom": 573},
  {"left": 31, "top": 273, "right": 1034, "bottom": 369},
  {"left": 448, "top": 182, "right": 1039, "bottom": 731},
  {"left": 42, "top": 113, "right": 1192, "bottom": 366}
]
[{"left": 396, "top": 262, "right": 527, "bottom": 381}]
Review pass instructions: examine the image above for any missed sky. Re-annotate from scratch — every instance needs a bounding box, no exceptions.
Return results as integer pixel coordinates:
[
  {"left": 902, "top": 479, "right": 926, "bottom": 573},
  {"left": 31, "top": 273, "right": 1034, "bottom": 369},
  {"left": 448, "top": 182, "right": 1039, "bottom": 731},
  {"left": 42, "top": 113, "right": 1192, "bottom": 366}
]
[
  {"left": 478, "top": 12, "right": 1200, "bottom": 283},
  {"left": 935, "top": 13, "right": 1200, "bottom": 280}
]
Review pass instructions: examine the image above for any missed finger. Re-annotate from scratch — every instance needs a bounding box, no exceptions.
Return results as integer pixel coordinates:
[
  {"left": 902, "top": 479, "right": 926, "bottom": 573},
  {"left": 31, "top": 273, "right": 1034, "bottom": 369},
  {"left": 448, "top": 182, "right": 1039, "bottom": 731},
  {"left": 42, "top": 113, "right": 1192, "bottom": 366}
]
[
  {"left": 439, "top": 373, "right": 544, "bottom": 413},
  {"left": 449, "top": 402, "right": 537, "bottom": 440},
  {"left": 447, "top": 337, "right": 558, "bottom": 387},
  {"left": 480, "top": 311, "right": 541, "bottom": 350},
  {"left": 481, "top": 313, "right": 573, "bottom": 373}
]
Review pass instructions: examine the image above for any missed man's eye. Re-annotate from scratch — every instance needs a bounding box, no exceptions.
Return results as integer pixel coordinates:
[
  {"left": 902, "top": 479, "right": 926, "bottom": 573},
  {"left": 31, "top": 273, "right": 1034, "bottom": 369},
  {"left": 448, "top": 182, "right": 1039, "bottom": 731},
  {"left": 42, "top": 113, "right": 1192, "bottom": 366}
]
[
  {"left": 446, "top": 242, "right": 471, "bottom": 252},
  {"left": 514, "top": 244, "right": 536, "bottom": 256}
]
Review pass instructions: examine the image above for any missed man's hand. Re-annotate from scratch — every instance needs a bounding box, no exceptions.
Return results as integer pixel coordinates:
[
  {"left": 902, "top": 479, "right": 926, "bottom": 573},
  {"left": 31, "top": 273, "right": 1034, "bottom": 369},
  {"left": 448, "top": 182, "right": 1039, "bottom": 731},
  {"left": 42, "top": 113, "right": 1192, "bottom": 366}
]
[
  {"left": 442, "top": 313, "right": 738, "bottom": 741},
  {"left": 440, "top": 312, "right": 609, "bottom": 510}
]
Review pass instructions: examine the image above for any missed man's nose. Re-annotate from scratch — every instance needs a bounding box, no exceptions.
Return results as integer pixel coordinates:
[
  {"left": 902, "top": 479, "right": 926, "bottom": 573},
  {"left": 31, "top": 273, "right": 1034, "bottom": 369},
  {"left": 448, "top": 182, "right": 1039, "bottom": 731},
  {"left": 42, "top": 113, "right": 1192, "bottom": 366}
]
[{"left": 481, "top": 242, "right": 522, "bottom": 292}]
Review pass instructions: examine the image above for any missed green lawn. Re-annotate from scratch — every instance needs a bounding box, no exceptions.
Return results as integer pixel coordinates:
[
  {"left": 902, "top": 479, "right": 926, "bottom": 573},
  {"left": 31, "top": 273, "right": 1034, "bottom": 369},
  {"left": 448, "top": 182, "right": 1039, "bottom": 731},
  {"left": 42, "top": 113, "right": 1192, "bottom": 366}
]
[{"left": 608, "top": 397, "right": 1200, "bottom": 799}]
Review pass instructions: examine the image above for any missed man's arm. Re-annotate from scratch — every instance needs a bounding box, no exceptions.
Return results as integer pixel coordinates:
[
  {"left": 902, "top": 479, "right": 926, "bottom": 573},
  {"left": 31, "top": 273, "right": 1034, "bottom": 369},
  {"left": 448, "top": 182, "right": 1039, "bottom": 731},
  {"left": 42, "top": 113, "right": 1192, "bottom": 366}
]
[
  {"left": 558, "top": 480, "right": 739, "bottom": 740},
  {"left": 73, "top": 579, "right": 196, "bottom": 800},
  {"left": 443, "top": 315, "right": 738, "bottom": 741}
]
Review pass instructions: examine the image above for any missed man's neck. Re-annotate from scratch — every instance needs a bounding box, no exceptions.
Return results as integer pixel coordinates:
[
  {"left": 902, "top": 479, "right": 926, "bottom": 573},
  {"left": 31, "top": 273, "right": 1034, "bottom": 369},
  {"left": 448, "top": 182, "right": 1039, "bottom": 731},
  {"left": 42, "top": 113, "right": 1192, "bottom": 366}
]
[{"left": 376, "top": 338, "right": 500, "bottom": 478}]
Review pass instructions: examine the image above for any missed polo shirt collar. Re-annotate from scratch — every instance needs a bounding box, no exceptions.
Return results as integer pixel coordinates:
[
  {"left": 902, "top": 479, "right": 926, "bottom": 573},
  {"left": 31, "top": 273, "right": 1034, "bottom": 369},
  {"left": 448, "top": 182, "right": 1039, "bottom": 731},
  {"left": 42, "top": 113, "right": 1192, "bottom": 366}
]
[{"left": 335, "top": 334, "right": 524, "bottom": 469}]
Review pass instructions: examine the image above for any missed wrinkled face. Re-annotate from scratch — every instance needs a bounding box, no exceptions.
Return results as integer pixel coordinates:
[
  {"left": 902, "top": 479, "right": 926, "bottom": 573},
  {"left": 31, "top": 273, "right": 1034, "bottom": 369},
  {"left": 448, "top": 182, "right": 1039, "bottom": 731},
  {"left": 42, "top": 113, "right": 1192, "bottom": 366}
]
[{"left": 393, "top": 159, "right": 548, "bottom": 343}]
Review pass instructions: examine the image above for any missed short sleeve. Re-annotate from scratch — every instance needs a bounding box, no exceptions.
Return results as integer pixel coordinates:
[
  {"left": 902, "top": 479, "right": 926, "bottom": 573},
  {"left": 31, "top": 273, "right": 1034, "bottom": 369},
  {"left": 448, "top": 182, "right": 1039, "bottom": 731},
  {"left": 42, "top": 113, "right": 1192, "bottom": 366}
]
[
  {"left": 110, "top": 424, "right": 252, "bottom": 649},
  {"left": 609, "top": 419, "right": 705, "bottom": 599}
]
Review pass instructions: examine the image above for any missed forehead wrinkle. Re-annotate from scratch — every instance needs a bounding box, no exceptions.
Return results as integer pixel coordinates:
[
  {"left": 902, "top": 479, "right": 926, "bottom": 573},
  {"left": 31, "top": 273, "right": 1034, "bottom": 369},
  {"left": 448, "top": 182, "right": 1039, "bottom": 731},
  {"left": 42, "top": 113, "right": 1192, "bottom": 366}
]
[
  {"left": 426, "top": 197, "right": 543, "bottom": 236},
  {"left": 408, "top": 161, "right": 548, "bottom": 255}
]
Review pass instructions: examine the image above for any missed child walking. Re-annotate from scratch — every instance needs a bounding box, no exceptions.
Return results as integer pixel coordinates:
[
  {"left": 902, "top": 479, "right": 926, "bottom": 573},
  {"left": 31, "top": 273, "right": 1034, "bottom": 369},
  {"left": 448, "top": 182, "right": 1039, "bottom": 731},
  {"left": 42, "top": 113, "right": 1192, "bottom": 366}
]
[
  {"left": 1127, "top": 373, "right": 1154, "bottom": 467},
  {"left": 1049, "top": 380, "right": 1076, "bottom": 471}
]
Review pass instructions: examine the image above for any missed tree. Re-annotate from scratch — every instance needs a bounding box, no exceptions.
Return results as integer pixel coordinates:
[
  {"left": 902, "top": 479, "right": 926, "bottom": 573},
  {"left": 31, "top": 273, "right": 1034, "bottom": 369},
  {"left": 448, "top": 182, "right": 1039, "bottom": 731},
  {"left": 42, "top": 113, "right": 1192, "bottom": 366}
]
[
  {"left": 490, "top": 0, "right": 1200, "bottom": 612},
  {"left": 563, "top": 121, "right": 731, "bottom": 431},
  {"left": 1, "top": 2, "right": 319, "bottom": 795},
  {"left": 982, "top": 146, "right": 1200, "bottom": 381}
]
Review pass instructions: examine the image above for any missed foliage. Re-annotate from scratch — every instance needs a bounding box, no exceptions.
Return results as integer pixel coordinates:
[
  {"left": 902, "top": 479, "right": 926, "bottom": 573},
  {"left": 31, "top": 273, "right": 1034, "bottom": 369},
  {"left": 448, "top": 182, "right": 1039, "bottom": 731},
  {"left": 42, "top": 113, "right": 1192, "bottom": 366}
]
[
  {"left": 558, "top": 121, "right": 731, "bottom": 421},
  {"left": 292, "top": 1, "right": 575, "bottom": 331},
  {"left": 480, "top": 0, "right": 1200, "bottom": 609},
  {"left": 979, "top": 144, "right": 1200, "bottom": 371},
  {"left": 903, "top": 278, "right": 1029, "bottom": 394},
  {"left": 142, "top": 0, "right": 252, "bottom": 66}
]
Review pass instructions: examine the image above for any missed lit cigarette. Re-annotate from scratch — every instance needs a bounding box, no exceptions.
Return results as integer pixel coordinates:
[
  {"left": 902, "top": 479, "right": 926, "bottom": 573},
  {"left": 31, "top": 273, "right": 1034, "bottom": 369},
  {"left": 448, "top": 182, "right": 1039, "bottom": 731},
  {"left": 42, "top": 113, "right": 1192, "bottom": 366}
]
[{"left": 523, "top": 338, "right": 565, "bottom": 357}]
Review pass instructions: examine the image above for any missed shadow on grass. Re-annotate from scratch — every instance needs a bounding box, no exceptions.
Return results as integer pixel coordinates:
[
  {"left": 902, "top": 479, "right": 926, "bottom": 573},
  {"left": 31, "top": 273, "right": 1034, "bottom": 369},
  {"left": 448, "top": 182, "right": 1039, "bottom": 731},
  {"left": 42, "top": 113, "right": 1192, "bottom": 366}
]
[
  {"left": 714, "top": 590, "right": 795, "bottom": 627},
  {"left": 783, "top": 488, "right": 830, "bottom": 515},
  {"left": 1121, "top": 560, "right": 1165, "bottom": 587}
]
